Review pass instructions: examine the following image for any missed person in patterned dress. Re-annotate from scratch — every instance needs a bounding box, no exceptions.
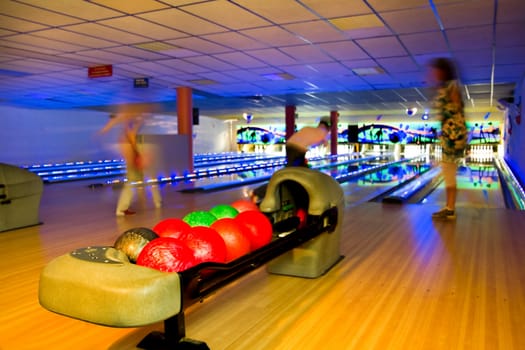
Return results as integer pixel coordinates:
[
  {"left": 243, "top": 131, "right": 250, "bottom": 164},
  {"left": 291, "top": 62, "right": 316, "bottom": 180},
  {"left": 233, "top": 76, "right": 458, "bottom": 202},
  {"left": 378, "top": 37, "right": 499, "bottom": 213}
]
[{"left": 428, "top": 58, "right": 468, "bottom": 219}]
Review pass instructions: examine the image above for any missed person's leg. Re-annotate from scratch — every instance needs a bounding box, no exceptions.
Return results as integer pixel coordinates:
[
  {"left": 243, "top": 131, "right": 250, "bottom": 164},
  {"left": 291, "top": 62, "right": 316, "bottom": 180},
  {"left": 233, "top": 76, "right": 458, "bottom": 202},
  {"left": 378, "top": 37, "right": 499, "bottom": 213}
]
[
  {"left": 432, "top": 161, "right": 457, "bottom": 219},
  {"left": 116, "top": 165, "right": 141, "bottom": 216},
  {"left": 286, "top": 144, "right": 307, "bottom": 167}
]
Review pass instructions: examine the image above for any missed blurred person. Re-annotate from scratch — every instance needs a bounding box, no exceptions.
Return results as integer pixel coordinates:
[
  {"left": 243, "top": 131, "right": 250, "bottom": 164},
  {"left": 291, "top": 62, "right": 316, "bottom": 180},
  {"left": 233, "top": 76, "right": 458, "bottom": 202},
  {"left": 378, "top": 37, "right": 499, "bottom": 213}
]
[
  {"left": 99, "top": 113, "right": 162, "bottom": 216},
  {"left": 428, "top": 58, "right": 468, "bottom": 220},
  {"left": 250, "top": 117, "right": 331, "bottom": 203}
]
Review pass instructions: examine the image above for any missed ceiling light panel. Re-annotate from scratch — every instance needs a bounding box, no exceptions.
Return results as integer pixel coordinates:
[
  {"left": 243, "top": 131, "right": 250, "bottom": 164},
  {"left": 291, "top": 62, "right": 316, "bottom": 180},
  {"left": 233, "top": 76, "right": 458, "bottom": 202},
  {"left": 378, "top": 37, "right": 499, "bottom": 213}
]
[
  {"left": 99, "top": 17, "right": 188, "bottom": 41},
  {"left": 330, "top": 14, "right": 383, "bottom": 31},
  {"left": 300, "top": 0, "right": 372, "bottom": 18},
  {"left": 232, "top": 0, "right": 318, "bottom": 24},
  {"left": 284, "top": 21, "right": 348, "bottom": 43},
  {"left": 183, "top": 0, "right": 271, "bottom": 30},
  {"left": 16, "top": 0, "right": 122, "bottom": 20},
  {"left": 90, "top": 0, "right": 169, "bottom": 14},
  {"left": 138, "top": 9, "right": 227, "bottom": 35},
  {"left": 1, "top": 1, "right": 82, "bottom": 26}
]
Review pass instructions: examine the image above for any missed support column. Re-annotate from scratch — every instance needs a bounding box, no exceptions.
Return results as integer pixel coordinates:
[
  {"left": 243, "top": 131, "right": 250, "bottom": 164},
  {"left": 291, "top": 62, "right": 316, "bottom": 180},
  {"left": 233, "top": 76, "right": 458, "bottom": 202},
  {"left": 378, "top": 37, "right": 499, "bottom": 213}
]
[
  {"left": 285, "top": 105, "right": 296, "bottom": 140},
  {"left": 177, "top": 87, "right": 194, "bottom": 172},
  {"left": 330, "top": 110, "right": 339, "bottom": 156}
]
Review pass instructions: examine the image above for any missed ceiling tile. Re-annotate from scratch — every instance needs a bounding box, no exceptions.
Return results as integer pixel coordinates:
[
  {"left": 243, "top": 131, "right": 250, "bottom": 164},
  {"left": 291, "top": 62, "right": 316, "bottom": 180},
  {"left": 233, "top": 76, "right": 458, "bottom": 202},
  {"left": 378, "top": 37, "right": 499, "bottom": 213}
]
[
  {"left": 98, "top": 17, "right": 187, "bottom": 41},
  {"left": 138, "top": 8, "right": 227, "bottom": 35},
  {"left": 367, "top": 0, "right": 430, "bottom": 12},
  {"left": 232, "top": 0, "right": 318, "bottom": 24},
  {"left": 159, "top": 59, "right": 211, "bottom": 74},
  {"left": 166, "top": 37, "right": 232, "bottom": 54},
  {"left": 245, "top": 48, "right": 297, "bottom": 66},
  {"left": 0, "top": 14, "right": 47, "bottom": 32},
  {"left": 453, "top": 48, "right": 493, "bottom": 67},
  {"left": 381, "top": 8, "right": 440, "bottom": 34},
  {"left": 356, "top": 36, "right": 408, "bottom": 57},
  {"left": 64, "top": 23, "right": 151, "bottom": 44},
  {"left": 317, "top": 41, "right": 370, "bottom": 60},
  {"left": 377, "top": 56, "right": 419, "bottom": 73},
  {"left": 89, "top": 0, "right": 169, "bottom": 14},
  {"left": 105, "top": 46, "right": 176, "bottom": 60},
  {"left": 241, "top": 26, "right": 306, "bottom": 46},
  {"left": 300, "top": 0, "right": 372, "bottom": 18},
  {"left": 31, "top": 29, "right": 117, "bottom": 49},
  {"left": 202, "top": 32, "right": 268, "bottom": 50},
  {"left": 496, "top": 46, "right": 525, "bottom": 64},
  {"left": 280, "top": 45, "right": 333, "bottom": 63},
  {"left": 496, "top": 22, "right": 525, "bottom": 47},
  {"left": 308, "top": 62, "right": 353, "bottom": 76},
  {"left": 1, "top": 1, "right": 82, "bottom": 26},
  {"left": 497, "top": 0, "right": 525, "bottom": 24},
  {"left": 448, "top": 25, "right": 493, "bottom": 51},
  {"left": 213, "top": 52, "right": 268, "bottom": 69},
  {"left": 399, "top": 31, "right": 448, "bottom": 55},
  {"left": 341, "top": 58, "right": 379, "bottom": 69},
  {"left": 281, "top": 64, "right": 323, "bottom": 79},
  {"left": 16, "top": 0, "right": 122, "bottom": 20},
  {"left": 3, "top": 34, "right": 88, "bottom": 52},
  {"left": 182, "top": 56, "right": 237, "bottom": 71},
  {"left": 197, "top": 71, "right": 240, "bottom": 83},
  {"left": 437, "top": 1, "right": 494, "bottom": 29},
  {"left": 68, "top": 49, "right": 141, "bottom": 64},
  {"left": 284, "top": 20, "right": 348, "bottom": 43},
  {"left": 183, "top": 0, "right": 271, "bottom": 30}
]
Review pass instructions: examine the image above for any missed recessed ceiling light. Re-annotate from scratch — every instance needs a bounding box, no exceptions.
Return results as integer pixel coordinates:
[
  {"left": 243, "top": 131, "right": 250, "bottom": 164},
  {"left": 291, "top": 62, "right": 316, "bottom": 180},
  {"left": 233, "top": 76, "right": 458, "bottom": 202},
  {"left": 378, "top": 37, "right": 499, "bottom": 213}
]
[
  {"left": 188, "top": 79, "right": 217, "bottom": 85},
  {"left": 330, "top": 14, "right": 384, "bottom": 31},
  {"left": 262, "top": 73, "right": 295, "bottom": 81},
  {"left": 352, "top": 67, "right": 384, "bottom": 76}
]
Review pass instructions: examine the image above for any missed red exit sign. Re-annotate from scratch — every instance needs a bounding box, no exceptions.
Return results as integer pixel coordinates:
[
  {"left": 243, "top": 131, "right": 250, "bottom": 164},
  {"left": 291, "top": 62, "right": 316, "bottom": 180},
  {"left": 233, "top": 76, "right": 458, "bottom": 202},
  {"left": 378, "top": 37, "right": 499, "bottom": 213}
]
[{"left": 88, "top": 65, "right": 113, "bottom": 78}]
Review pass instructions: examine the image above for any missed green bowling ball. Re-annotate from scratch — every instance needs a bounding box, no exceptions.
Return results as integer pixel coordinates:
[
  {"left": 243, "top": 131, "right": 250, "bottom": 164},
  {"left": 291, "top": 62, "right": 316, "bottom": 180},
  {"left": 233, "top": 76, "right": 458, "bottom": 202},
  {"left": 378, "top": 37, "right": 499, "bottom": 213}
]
[
  {"left": 183, "top": 210, "right": 217, "bottom": 227},
  {"left": 209, "top": 204, "right": 239, "bottom": 219}
]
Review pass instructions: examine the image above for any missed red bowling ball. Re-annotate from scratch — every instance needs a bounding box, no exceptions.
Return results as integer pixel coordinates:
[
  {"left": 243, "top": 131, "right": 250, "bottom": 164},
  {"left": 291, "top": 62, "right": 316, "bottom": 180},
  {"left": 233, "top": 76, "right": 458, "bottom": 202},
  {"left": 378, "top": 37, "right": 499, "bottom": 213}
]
[
  {"left": 234, "top": 210, "right": 273, "bottom": 250},
  {"left": 152, "top": 218, "right": 191, "bottom": 239},
  {"left": 230, "top": 199, "right": 259, "bottom": 213},
  {"left": 180, "top": 226, "right": 227, "bottom": 264},
  {"left": 210, "top": 218, "right": 251, "bottom": 262},
  {"left": 136, "top": 237, "right": 196, "bottom": 273}
]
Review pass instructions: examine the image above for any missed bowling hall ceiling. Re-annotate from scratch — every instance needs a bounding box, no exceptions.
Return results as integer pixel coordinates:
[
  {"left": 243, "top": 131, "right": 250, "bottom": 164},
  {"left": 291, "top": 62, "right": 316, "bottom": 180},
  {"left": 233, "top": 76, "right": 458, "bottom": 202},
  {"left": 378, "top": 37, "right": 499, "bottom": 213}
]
[{"left": 0, "top": 0, "right": 523, "bottom": 122}]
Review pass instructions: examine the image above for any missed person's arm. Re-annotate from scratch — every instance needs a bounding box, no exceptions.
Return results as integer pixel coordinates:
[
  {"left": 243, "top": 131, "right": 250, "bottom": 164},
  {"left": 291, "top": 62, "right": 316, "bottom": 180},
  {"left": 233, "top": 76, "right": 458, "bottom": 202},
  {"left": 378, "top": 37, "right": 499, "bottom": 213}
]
[{"left": 99, "top": 114, "right": 124, "bottom": 134}]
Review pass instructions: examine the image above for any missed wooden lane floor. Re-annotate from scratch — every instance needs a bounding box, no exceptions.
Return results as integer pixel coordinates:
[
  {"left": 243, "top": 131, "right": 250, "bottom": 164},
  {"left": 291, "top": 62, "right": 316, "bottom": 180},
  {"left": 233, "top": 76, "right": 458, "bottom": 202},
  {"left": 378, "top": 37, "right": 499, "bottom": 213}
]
[{"left": 1, "top": 181, "right": 524, "bottom": 349}]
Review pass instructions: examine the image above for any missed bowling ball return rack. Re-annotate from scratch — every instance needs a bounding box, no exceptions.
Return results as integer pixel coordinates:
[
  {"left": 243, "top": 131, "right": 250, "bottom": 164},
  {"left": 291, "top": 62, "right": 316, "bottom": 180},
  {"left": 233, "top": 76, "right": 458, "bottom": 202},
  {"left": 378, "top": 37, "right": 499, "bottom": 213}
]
[{"left": 39, "top": 167, "right": 345, "bottom": 349}]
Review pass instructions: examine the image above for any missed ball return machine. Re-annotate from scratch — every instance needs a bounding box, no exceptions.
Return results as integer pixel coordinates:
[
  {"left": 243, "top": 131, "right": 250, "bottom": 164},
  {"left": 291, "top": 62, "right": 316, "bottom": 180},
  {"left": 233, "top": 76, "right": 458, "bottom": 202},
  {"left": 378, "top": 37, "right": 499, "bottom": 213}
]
[{"left": 39, "top": 167, "right": 345, "bottom": 349}]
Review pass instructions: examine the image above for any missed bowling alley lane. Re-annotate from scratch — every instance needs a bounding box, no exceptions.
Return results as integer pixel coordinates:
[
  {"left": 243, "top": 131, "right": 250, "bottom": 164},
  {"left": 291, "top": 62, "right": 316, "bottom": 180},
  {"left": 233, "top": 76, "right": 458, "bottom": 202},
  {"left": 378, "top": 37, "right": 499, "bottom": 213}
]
[{"left": 420, "top": 161, "right": 507, "bottom": 209}]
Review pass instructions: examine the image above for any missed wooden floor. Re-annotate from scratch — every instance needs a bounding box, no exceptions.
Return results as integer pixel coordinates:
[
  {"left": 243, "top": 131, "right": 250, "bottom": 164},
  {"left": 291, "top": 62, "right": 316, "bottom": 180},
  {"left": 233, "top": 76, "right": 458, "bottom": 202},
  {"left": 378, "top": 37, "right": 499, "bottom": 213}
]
[{"left": 1, "top": 178, "right": 524, "bottom": 350}]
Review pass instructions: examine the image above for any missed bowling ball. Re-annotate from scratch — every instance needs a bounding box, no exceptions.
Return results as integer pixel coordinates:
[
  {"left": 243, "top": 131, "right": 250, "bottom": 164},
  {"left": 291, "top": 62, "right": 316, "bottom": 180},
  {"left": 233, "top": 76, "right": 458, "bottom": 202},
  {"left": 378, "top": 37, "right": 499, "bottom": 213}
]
[
  {"left": 114, "top": 227, "right": 158, "bottom": 263},
  {"left": 153, "top": 218, "right": 191, "bottom": 239},
  {"left": 183, "top": 210, "right": 217, "bottom": 227},
  {"left": 136, "top": 237, "right": 196, "bottom": 272},
  {"left": 180, "top": 226, "right": 227, "bottom": 264},
  {"left": 296, "top": 208, "right": 307, "bottom": 228},
  {"left": 234, "top": 210, "right": 273, "bottom": 250},
  {"left": 209, "top": 204, "right": 239, "bottom": 219},
  {"left": 210, "top": 218, "right": 251, "bottom": 262},
  {"left": 230, "top": 199, "right": 259, "bottom": 213}
]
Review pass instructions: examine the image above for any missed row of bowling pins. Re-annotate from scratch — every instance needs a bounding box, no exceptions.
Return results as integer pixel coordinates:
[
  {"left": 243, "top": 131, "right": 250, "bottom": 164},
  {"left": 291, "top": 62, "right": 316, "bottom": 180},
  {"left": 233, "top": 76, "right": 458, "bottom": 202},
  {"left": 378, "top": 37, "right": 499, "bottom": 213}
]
[{"left": 469, "top": 145, "right": 494, "bottom": 162}]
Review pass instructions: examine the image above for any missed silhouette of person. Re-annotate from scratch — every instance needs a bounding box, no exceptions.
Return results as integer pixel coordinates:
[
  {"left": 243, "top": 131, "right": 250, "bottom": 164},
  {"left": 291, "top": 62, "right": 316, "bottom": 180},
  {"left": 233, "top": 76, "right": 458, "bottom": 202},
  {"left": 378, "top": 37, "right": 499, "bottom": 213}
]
[
  {"left": 99, "top": 113, "right": 162, "bottom": 216},
  {"left": 428, "top": 58, "right": 468, "bottom": 220}
]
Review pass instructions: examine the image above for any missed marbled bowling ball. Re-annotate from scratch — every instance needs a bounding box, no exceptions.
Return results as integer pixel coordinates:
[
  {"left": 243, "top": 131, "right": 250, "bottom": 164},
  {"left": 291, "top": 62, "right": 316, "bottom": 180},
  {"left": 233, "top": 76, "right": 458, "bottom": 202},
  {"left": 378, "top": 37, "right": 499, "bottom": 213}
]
[{"left": 114, "top": 227, "right": 158, "bottom": 263}]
